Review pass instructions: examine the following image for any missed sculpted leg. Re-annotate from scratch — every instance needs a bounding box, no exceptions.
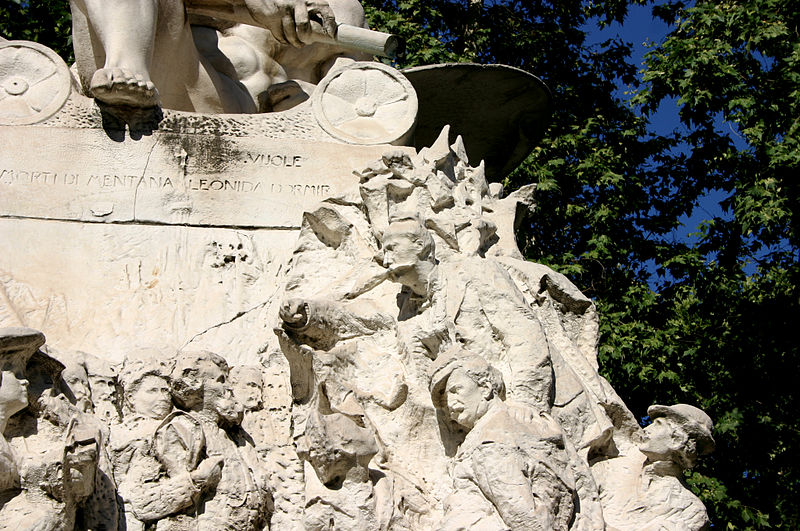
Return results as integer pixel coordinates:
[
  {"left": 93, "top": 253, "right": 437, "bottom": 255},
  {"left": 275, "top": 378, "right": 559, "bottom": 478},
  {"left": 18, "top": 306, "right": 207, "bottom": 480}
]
[{"left": 71, "top": 0, "right": 161, "bottom": 106}]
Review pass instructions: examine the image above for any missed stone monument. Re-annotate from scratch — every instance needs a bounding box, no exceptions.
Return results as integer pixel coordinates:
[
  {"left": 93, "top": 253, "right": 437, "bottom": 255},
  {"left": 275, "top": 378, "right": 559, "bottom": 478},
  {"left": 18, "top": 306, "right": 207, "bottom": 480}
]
[{"left": 0, "top": 1, "right": 714, "bottom": 528}]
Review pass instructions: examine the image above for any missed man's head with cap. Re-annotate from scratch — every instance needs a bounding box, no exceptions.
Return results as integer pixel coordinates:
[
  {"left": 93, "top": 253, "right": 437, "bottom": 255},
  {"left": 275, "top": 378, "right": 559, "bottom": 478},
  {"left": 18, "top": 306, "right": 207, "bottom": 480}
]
[
  {"left": 641, "top": 403, "right": 715, "bottom": 469},
  {"left": 0, "top": 327, "right": 45, "bottom": 373}
]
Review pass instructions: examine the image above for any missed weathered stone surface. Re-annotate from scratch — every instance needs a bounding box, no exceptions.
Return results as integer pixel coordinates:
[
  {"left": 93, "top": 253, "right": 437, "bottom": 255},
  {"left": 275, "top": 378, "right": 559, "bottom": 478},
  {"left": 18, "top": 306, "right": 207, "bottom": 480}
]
[
  {"left": 0, "top": 126, "right": 407, "bottom": 228},
  {"left": 0, "top": 17, "right": 715, "bottom": 529}
]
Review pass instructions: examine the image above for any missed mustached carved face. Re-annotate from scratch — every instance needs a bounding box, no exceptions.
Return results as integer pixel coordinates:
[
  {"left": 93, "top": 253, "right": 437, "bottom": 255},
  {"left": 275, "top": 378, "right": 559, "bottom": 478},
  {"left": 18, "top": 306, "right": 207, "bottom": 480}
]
[
  {"left": 639, "top": 416, "right": 689, "bottom": 462},
  {"left": 382, "top": 227, "right": 423, "bottom": 277},
  {"left": 445, "top": 369, "right": 489, "bottom": 430}
]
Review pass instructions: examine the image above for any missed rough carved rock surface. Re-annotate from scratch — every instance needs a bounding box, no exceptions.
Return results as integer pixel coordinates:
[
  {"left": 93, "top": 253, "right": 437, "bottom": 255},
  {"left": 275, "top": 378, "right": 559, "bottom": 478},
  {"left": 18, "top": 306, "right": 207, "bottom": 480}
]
[
  {"left": 0, "top": 128, "right": 716, "bottom": 530},
  {"left": 0, "top": 15, "right": 715, "bottom": 529}
]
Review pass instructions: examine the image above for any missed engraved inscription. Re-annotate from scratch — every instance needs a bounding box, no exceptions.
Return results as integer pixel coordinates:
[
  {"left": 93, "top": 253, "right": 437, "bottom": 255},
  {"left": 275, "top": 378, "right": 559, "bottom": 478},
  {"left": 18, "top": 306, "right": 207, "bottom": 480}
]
[
  {"left": 1, "top": 169, "right": 333, "bottom": 197},
  {"left": 270, "top": 184, "right": 332, "bottom": 196},
  {"left": 0, "top": 169, "right": 174, "bottom": 190},
  {"left": 242, "top": 152, "right": 304, "bottom": 167},
  {"left": 1, "top": 169, "right": 80, "bottom": 186},
  {"left": 188, "top": 179, "right": 261, "bottom": 192},
  {"left": 0, "top": 128, "right": 410, "bottom": 228}
]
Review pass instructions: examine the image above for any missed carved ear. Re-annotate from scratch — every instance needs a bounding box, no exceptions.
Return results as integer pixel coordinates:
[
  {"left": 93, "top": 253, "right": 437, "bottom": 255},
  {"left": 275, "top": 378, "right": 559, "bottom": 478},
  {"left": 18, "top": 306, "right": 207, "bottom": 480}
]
[
  {"left": 482, "top": 384, "right": 494, "bottom": 401},
  {"left": 679, "top": 438, "right": 699, "bottom": 468},
  {"left": 671, "top": 428, "right": 697, "bottom": 469}
]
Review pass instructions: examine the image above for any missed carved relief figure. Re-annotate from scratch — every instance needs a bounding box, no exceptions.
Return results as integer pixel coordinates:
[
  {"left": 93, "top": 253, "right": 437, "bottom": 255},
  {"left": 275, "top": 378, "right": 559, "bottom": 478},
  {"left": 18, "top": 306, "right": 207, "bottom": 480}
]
[
  {"left": 0, "top": 329, "right": 38, "bottom": 511},
  {"left": 271, "top": 133, "right": 609, "bottom": 526},
  {"left": 429, "top": 347, "right": 577, "bottom": 530},
  {"left": 298, "top": 390, "right": 395, "bottom": 530},
  {"left": 591, "top": 403, "right": 715, "bottom": 531},
  {"left": 231, "top": 364, "right": 277, "bottom": 454},
  {"left": 112, "top": 353, "right": 222, "bottom": 530},
  {"left": 381, "top": 214, "right": 554, "bottom": 411},
  {"left": 0, "top": 328, "right": 101, "bottom": 531},
  {"left": 56, "top": 353, "right": 120, "bottom": 530},
  {"left": 170, "top": 350, "right": 272, "bottom": 530},
  {"left": 84, "top": 353, "right": 123, "bottom": 427},
  {"left": 59, "top": 359, "right": 94, "bottom": 414}
]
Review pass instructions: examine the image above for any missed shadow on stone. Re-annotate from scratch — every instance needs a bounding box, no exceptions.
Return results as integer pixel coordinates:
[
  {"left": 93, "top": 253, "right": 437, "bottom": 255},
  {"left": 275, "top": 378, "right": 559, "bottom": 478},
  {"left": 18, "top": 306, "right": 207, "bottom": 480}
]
[{"left": 98, "top": 103, "right": 163, "bottom": 141}]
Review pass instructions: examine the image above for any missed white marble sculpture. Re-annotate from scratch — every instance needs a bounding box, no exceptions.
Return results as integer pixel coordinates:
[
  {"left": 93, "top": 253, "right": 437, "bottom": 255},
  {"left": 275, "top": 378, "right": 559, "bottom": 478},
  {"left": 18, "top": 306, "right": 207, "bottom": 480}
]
[
  {"left": 0, "top": 328, "right": 103, "bottom": 531},
  {"left": 268, "top": 127, "right": 717, "bottom": 529},
  {"left": 429, "top": 347, "right": 576, "bottom": 530},
  {"left": 0, "top": 127, "right": 717, "bottom": 528},
  {"left": 168, "top": 350, "right": 272, "bottom": 530},
  {"left": 591, "top": 403, "right": 715, "bottom": 531},
  {"left": 70, "top": 0, "right": 376, "bottom": 112},
  {"left": 0, "top": 1, "right": 717, "bottom": 525},
  {"left": 111, "top": 351, "right": 222, "bottom": 530}
]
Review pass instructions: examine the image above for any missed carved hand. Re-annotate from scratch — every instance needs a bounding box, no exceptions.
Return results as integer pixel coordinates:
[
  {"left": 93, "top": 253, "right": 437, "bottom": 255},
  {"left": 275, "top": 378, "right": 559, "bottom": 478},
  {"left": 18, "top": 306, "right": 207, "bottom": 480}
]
[
  {"left": 244, "top": 0, "right": 337, "bottom": 47},
  {"left": 280, "top": 298, "right": 310, "bottom": 328},
  {"left": 190, "top": 455, "right": 224, "bottom": 489}
]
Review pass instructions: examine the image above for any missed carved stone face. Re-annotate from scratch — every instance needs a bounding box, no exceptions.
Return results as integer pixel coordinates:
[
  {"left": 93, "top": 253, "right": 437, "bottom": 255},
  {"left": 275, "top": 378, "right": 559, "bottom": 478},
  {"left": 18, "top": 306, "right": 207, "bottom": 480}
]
[
  {"left": 172, "top": 353, "right": 242, "bottom": 424},
  {"left": 382, "top": 224, "right": 421, "bottom": 273},
  {"left": 64, "top": 439, "right": 99, "bottom": 501},
  {"left": 131, "top": 374, "right": 172, "bottom": 420},
  {"left": 445, "top": 369, "right": 490, "bottom": 430},
  {"left": 62, "top": 364, "right": 92, "bottom": 412},
  {"left": 197, "top": 362, "right": 242, "bottom": 424},
  {"left": 206, "top": 379, "right": 244, "bottom": 424},
  {"left": 88, "top": 374, "right": 116, "bottom": 402},
  {"left": 232, "top": 367, "right": 263, "bottom": 412},
  {"left": 640, "top": 416, "right": 689, "bottom": 463},
  {"left": 0, "top": 370, "right": 29, "bottom": 417},
  {"left": 382, "top": 220, "right": 432, "bottom": 292}
]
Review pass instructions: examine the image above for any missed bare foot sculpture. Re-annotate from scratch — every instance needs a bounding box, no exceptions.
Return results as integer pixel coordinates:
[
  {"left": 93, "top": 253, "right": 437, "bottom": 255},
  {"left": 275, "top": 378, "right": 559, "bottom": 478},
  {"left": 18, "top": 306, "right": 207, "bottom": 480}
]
[
  {"left": 90, "top": 68, "right": 159, "bottom": 107},
  {"left": 70, "top": 0, "right": 337, "bottom": 111}
]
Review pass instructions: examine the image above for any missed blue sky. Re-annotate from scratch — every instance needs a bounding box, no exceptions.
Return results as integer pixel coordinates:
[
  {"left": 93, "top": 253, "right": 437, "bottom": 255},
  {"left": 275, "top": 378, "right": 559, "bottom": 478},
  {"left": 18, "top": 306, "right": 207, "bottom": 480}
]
[{"left": 585, "top": 4, "right": 744, "bottom": 264}]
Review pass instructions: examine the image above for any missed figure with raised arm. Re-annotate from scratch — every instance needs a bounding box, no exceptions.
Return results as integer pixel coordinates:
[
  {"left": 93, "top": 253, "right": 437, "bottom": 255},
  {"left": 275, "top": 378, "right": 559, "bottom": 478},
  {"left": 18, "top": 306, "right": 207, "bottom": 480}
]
[{"left": 0, "top": 328, "right": 102, "bottom": 531}]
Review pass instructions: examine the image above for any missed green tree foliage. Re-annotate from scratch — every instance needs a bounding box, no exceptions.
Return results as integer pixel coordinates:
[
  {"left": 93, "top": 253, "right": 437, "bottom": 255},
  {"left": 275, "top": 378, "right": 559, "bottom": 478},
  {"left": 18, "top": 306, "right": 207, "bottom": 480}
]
[
  {"left": 2, "top": 0, "right": 797, "bottom": 528},
  {"left": 367, "top": 1, "right": 800, "bottom": 528},
  {"left": 628, "top": 2, "right": 800, "bottom": 527},
  {"left": 0, "top": 0, "right": 73, "bottom": 61}
]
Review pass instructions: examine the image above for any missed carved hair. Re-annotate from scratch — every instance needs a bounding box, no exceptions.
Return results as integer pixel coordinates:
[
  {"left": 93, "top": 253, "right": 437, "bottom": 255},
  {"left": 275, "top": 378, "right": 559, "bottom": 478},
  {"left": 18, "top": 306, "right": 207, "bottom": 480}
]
[
  {"left": 120, "top": 348, "right": 173, "bottom": 408},
  {"left": 170, "top": 350, "right": 229, "bottom": 410},
  {"left": 461, "top": 359, "right": 505, "bottom": 401},
  {"left": 122, "top": 370, "right": 166, "bottom": 398},
  {"left": 429, "top": 346, "right": 506, "bottom": 410}
]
